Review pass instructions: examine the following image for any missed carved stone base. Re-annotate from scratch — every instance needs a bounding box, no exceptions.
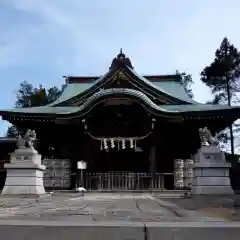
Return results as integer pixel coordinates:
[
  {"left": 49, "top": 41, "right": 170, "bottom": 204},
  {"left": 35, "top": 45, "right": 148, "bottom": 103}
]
[
  {"left": 192, "top": 146, "right": 233, "bottom": 195},
  {"left": 2, "top": 148, "right": 46, "bottom": 195}
]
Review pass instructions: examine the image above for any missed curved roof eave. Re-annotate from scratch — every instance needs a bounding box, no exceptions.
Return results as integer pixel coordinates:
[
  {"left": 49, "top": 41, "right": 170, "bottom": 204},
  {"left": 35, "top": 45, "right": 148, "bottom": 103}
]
[
  {"left": 73, "top": 88, "right": 181, "bottom": 116},
  {"left": 60, "top": 88, "right": 240, "bottom": 118},
  {"left": 0, "top": 89, "right": 181, "bottom": 118},
  {"left": 1, "top": 89, "right": 240, "bottom": 119}
]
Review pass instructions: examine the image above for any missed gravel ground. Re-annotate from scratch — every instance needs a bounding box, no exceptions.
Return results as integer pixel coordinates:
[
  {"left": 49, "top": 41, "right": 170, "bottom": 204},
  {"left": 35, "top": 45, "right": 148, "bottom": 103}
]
[{"left": 163, "top": 195, "right": 240, "bottom": 221}]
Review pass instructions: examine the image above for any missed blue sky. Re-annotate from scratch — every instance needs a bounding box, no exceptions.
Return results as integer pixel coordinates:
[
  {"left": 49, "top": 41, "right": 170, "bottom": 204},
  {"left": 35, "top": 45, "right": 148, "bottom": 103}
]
[{"left": 0, "top": 0, "right": 240, "bottom": 136}]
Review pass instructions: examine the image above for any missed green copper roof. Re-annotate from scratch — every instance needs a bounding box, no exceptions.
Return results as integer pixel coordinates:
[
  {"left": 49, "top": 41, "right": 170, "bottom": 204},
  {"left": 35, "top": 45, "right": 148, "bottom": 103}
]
[
  {"left": 2, "top": 52, "right": 239, "bottom": 125},
  {"left": 159, "top": 104, "right": 235, "bottom": 112},
  {"left": 48, "top": 83, "right": 91, "bottom": 106},
  {"left": 51, "top": 80, "right": 195, "bottom": 106},
  {"left": 49, "top": 71, "right": 112, "bottom": 106},
  {"left": 49, "top": 67, "right": 195, "bottom": 106},
  {"left": 0, "top": 106, "right": 79, "bottom": 114},
  {"left": 0, "top": 89, "right": 239, "bottom": 117},
  {"left": 0, "top": 103, "right": 237, "bottom": 116},
  {"left": 152, "top": 81, "right": 197, "bottom": 104},
  {"left": 127, "top": 67, "right": 196, "bottom": 104}
]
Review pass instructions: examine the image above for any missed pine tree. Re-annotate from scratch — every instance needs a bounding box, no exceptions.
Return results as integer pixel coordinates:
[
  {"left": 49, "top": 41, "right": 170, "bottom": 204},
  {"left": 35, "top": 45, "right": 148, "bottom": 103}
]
[
  {"left": 5, "top": 125, "right": 19, "bottom": 138},
  {"left": 201, "top": 37, "right": 240, "bottom": 154}
]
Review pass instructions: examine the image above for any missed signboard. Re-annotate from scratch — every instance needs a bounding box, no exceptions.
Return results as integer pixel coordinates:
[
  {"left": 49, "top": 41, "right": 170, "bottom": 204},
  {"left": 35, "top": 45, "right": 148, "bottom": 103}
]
[{"left": 77, "top": 160, "right": 87, "bottom": 170}]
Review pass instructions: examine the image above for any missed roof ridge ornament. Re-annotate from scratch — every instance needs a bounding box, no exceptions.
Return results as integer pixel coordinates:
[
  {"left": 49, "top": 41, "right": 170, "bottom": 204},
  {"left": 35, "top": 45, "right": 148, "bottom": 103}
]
[{"left": 109, "top": 49, "right": 134, "bottom": 70}]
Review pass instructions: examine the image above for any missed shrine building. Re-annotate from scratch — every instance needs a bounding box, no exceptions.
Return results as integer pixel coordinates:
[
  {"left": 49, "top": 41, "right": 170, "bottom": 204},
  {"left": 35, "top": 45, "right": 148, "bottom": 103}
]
[{"left": 0, "top": 51, "right": 240, "bottom": 191}]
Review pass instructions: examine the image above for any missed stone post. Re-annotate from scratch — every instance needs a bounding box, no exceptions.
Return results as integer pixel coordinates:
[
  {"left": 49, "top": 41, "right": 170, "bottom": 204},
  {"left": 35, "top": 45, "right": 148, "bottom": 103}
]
[
  {"left": 183, "top": 159, "right": 194, "bottom": 189},
  {"left": 192, "top": 145, "right": 233, "bottom": 195},
  {"left": 2, "top": 147, "right": 46, "bottom": 195},
  {"left": 174, "top": 159, "right": 184, "bottom": 189}
]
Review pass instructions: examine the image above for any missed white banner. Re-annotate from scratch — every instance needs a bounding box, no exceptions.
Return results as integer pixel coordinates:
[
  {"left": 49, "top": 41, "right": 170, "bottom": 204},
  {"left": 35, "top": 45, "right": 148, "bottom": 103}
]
[{"left": 77, "top": 160, "right": 87, "bottom": 169}]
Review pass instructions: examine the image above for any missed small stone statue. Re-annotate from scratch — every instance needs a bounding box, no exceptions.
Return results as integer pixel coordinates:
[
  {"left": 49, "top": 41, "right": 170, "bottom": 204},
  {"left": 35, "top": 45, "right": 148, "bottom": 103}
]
[
  {"left": 25, "top": 129, "right": 37, "bottom": 149},
  {"left": 199, "top": 127, "right": 218, "bottom": 146},
  {"left": 16, "top": 129, "right": 37, "bottom": 150}
]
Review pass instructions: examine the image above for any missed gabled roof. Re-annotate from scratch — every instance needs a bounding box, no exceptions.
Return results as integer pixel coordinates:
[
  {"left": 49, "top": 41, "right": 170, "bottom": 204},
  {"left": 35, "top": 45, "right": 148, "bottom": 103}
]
[
  {"left": 66, "top": 74, "right": 178, "bottom": 84},
  {"left": 48, "top": 74, "right": 196, "bottom": 107},
  {"left": 0, "top": 50, "right": 240, "bottom": 122},
  {"left": 47, "top": 51, "right": 196, "bottom": 106}
]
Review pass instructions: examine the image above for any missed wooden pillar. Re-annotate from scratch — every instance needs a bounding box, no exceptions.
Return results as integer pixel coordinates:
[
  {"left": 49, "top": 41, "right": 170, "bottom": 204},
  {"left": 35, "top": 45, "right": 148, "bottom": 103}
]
[
  {"left": 149, "top": 146, "right": 157, "bottom": 173},
  {"left": 149, "top": 146, "right": 157, "bottom": 188}
]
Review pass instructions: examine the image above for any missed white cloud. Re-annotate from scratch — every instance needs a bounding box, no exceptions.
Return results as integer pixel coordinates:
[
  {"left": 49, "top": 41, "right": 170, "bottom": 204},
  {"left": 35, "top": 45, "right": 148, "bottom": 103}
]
[
  {"left": 1, "top": 0, "right": 240, "bottom": 104},
  {"left": 0, "top": 28, "right": 42, "bottom": 68}
]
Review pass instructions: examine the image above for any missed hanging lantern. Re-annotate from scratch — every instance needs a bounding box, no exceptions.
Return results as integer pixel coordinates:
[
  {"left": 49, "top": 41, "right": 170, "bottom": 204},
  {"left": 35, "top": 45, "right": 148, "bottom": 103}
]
[
  {"left": 151, "top": 118, "right": 156, "bottom": 129},
  {"left": 121, "top": 139, "right": 126, "bottom": 149},
  {"left": 111, "top": 138, "right": 115, "bottom": 148}
]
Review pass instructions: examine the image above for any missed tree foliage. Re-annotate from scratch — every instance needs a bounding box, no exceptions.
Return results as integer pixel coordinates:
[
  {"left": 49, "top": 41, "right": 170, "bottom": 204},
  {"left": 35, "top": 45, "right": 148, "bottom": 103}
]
[
  {"left": 6, "top": 80, "right": 65, "bottom": 137},
  {"left": 181, "top": 72, "right": 194, "bottom": 98},
  {"left": 201, "top": 37, "right": 240, "bottom": 153},
  {"left": 201, "top": 37, "right": 240, "bottom": 103},
  {"left": 5, "top": 125, "right": 20, "bottom": 138},
  {"left": 14, "top": 80, "right": 65, "bottom": 108},
  {"left": 176, "top": 71, "right": 194, "bottom": 98}
]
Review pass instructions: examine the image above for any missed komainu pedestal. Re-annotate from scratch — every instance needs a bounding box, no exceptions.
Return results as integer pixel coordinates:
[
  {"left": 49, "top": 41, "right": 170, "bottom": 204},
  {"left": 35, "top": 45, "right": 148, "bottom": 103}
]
[
  {"left": 2, "top": 148, "right": 46, "bottom": 195},
  {"left": 192, "top": 146, "right": 233, "bottom": 195}
]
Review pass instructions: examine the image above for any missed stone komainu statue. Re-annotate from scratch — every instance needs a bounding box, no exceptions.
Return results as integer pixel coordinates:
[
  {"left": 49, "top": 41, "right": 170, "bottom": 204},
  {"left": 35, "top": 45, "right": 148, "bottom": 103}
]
[
  {"left": 198, "top": 127, "right": 218, "bottom": 146},
  {"left": 16, "top": 129, "right": 37, "bottom": 149}
]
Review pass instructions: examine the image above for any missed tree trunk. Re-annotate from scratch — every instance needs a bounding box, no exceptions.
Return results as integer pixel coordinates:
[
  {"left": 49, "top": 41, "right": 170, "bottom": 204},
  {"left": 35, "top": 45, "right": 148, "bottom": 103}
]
[{"left": 226, "top": 74, "right": 234, "bottom": 154}]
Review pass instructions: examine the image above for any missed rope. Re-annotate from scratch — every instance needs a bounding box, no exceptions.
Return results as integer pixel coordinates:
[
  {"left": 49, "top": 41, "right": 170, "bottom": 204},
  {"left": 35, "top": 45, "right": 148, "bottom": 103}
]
[{"left": 85, "top": 131, "right": 152, "bottom": 141}]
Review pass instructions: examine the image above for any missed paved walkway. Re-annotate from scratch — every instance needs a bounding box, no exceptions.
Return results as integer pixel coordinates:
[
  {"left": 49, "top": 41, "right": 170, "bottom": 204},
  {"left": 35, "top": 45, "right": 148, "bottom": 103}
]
[{"left": 0, "top": 193, "right": 225, "bottom": 222}]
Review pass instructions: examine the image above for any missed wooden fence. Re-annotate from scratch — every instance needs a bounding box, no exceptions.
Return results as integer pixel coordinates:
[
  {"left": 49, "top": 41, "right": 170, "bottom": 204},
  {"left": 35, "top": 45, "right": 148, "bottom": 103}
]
[{"left": 82, "top": 172, "right": 173, "bottom": 191}]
